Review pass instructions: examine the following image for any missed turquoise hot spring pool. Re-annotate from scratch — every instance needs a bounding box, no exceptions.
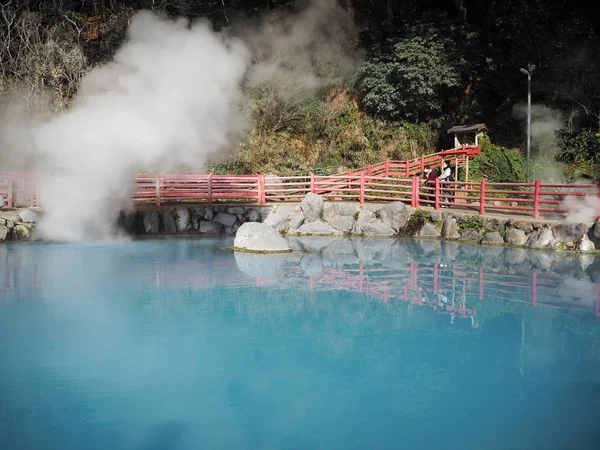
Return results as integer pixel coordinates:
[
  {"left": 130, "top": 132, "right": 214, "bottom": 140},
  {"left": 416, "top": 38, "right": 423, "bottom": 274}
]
[{"left": 1, "top": 237, "right": 599, "bottom": 450}]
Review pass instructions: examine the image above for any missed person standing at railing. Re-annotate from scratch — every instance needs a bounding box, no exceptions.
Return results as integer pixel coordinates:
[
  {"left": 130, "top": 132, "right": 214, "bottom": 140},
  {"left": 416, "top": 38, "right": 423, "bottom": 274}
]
[
  {"left": 421, "top": 165, "right": 437, "bottom": 204},
  {"left": 439, "top": 161, "right": 454, "bottom": 206}
]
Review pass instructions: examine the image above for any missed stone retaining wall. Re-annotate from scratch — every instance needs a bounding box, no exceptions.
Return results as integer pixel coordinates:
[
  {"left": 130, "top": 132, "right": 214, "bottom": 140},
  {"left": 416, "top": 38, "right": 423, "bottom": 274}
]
[{"left": 3, "top": 192, "right": 600, "bottom": 252}]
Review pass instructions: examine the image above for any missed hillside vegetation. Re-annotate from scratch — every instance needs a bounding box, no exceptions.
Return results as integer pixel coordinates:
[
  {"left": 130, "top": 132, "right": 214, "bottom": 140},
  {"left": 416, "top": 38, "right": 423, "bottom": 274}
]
[{"left": 1, "top": 1, "right": 599, "bottom": 180}]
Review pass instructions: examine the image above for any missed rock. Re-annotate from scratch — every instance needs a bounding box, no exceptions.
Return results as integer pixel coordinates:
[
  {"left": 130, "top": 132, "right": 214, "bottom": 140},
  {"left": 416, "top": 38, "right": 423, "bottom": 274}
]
[
  {"left": 441, "top": 217, "right": 460, "bottom": 239},
  {"left": 203, "top": 207, "right": 214, "bottom": 221},
  {"left": 247, "top": 209, "right": 261, "bottom": 222},
  {"left": 275, "top": 205, "right": 292, "bottom": 219},
  {"left": 162, "top": 210, "right": 177, "bottom": 234},
  {"left": 513, "top": 221, "right": 534, "bottom": 232},
  {"left": 322, "top": 203, "right": 338, "bottom": 222},
  {"left": 362, "top": 204, "right": 382, "bottom": 214},
  {"left": 264, "top": 212, "right": 286, "bottom": 228},
  {"left": 175, "top": 206, "right": 190, "bottom": 231},
  {"left": 362, "top": 221, "right": 396, "bottom": 236},
  {"left": 527, "top": 227, "right": 554, "bottom": 249},
  {"left": 143, "top": 212, "right": 160, "bottom": 233},
  {"left": 234, "top": 222, "right": 291, "bottom": 252},
  {"left": 18, "top": 209, "right": 41, "bottom": 223},
  {"left": 352, "top": 209, "right": 375, "bottom": 234},
  {"left": 227, "top": 207, "right": 245, "bottom": 215},
  {"left": 300, "top": 193, "right": 323, "bottom": 222},
  {"left": 430, "top": 211, "right": 443, "bottom": 222},
  {"left": 236, "top": 214, "right": 245, "bottom": 224},
  {"left": 482, "top": 231, "right": 504, "bottom": 244},
  {"left": 329, "top": 215, "right": 355, "bottom": 233},
  {"left": 289, "top": 214, "right": 305, "bottom": 230},
  {"left": 338, "top": 203, "right": 359, "bottom": 217},
  {"left": 419, "top": 223, "right": 441, "bottom": 237},
  {"left": 380, "top": 201, "right": 410, "bottom": 233},
  {"left": 505, "top": 228, "right": 528, "bottom": 246},
  {"left": 0, "top": 223, "right": 8, "bottom": 241},
  {"left": 578, "top": 234, "right": 595, "bottom": 252},
  {"left": 214, "top": 212, "right": 237, "bottom": 227},
  {"left": 588, "top": 221, "right": 600, "bottom": 248},
  {"left": 552, "top": 223, "right": 589, "bottom": 245},
  {"left": 199, "top": 221, "right": 220, "bottom": 234},
  {"left": 459, "top": 228, "right": 484, "bottom": 243},
  {"left": 13, "top": 224, "right": 32, "bottom": 240},
  {"left": 297, "top": 220, "right": 342, "bottom": 236}
]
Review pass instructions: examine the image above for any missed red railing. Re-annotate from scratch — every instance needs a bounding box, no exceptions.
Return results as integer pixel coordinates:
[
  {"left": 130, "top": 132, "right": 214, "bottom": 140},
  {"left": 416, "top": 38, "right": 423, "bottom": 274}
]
[
  {"left": 2, "top": 171, "right": 599, "bottom": 220},
  {"left": 0, "top": 172, "right": 38, "bottom": 208},
  {"left": 349, "top": 144, "right": 481, "bottom": 178}
]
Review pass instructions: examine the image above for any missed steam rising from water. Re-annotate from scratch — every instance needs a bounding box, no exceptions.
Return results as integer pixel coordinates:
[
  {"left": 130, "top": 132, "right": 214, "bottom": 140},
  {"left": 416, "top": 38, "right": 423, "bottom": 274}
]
[{"left": 0, "top": 1, "right": 359, "bottom": 242}]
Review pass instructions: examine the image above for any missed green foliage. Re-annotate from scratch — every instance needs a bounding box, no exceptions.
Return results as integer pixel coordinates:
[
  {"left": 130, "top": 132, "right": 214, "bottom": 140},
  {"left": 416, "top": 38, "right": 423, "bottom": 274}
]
[
  {"left": 556, "top": 130, "right": 600, "bottom": 168},
  {"left": 468, "top": 135, "right": 526, "bottom": 184},
  {"left": 405, "top": 209, "right": 431, "bottom": 235},
  {"left": 355, "top": 31, "right": 461, "bottom": 122},
  {"left": 457, "top": 216, "right": 485, "bottom": 233}
]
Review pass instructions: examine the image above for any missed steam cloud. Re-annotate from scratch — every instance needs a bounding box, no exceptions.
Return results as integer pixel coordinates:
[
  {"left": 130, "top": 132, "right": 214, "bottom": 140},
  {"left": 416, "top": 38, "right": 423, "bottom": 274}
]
[
  {"left": 0, "top": 0, "right": 359, "bottom": 242},
  {"left": 563, "top": 195, "right": 600, "bottom": 225}
]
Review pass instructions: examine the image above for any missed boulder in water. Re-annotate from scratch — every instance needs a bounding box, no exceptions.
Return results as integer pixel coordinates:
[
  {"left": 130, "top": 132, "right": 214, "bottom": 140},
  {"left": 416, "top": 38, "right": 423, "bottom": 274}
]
[{"left": 233, "top": 222, "right": 291, "bottom": 253}]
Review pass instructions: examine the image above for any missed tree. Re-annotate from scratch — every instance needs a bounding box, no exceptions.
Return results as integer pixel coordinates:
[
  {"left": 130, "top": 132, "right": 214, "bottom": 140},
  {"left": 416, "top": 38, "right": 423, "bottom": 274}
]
[{"left": 355, "top": 30, "right": 461, "bottom": 122}]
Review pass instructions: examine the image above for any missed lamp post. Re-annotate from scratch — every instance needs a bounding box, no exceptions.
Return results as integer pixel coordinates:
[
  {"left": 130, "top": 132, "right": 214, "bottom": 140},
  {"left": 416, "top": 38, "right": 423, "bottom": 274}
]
[{"left": 519, "top": 64, "right": 535, "bottom": 182}]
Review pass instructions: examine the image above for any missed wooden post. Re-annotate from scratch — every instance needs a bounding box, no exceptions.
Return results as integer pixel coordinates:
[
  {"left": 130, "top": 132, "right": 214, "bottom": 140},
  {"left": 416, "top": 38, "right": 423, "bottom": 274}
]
[
  {"left": 384, "top": 159, "right": 390, "bottom": 177},
  {"left": 367, "top": 165, "right": 372, "bottom": 176},
  {"left": 257, "top": 174, "right": 266, "bottom": 205},
  {"left": 207, "top": 173, "right": 213, "bottom": 204},
  {"left": 465, "top": 156, "right": 470, "bottom": 183},
  {"left": 533, "top": 179, "right": 541, "bottom": 219},
  {"left": 310, "top": 173, "right": 315, "bottom": 194},
  {"left": 412, "top": 176, "right": 420, "bottom": 208},
  {"left": 155, "top": 175, "right": 161, "bottom": 206},
  {"left": 7, "top": 178, "right": 14, "bottom": 208},
  {"left": 359, "top": 173, "right": 365, "bottom": 204},
  {"left": 420, "top": 155, "right": 425, "bottom": 173},
  {"left": 479, "top": 179, "right": 486, "bottom": 215},
  {"left": 434, "top": 177, "right": 440, "bottom": 210},
  {"left": 405, "top": 159, "right": 410, "bottom": 177}
]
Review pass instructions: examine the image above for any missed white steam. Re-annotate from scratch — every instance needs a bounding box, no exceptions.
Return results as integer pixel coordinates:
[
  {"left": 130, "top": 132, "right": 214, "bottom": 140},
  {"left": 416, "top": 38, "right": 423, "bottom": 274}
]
[
  {"left": 512, "top": 103, "right": 563, "bottom": 182},
  {"left": 563, "top": 195, "right": 600, "bottom": 225},
  {"left": 32, "top": 12, "right": 250, "bottom": 241},
  {"left": 0, "top": 1, "right": 359, "bottom": 242}
]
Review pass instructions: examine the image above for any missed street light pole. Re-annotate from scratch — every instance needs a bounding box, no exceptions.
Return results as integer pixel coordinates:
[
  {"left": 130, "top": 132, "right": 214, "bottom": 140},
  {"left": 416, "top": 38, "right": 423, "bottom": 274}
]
[{"left": 519, "top": 65, "right": 535, "bottom": 182}]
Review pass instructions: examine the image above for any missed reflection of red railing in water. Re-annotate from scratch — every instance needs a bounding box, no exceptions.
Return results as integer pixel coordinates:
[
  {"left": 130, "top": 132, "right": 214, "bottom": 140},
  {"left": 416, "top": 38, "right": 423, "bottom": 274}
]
[
  {"left": 2, "top": 255, "right": 599, "bottom": 318},
  {"left": 299, "top": 262, "right": 600, "bottom": 317}
]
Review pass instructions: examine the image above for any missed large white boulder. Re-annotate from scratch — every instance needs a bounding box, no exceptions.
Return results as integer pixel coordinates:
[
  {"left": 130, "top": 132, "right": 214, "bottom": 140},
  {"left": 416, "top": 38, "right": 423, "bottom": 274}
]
[{"left": 234, "top": 222, "right": 291, "bottom": 253}]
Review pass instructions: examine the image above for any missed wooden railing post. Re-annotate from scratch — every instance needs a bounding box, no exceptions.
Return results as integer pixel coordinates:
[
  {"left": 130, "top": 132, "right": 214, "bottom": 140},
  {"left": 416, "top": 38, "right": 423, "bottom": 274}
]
[
  {"left": 533, "top": 179, "right": 541, "bottom": 218},
  {"left": 257, "top": 174, "right": 266, "bottom": 205},
  {"left": 7, "top": 178, "right": 14, "bottom": 208},
  {"left": 367, "top": 165, "right": 372, "bottom": 176},
  {"left": 479, "top": 179, "right": 486, "bottom": 215},
  {"left": 310, "top": 172, "right": 316, "bottom": 194},
  {"left": 384, "top": 159, "right": 390, "bottom": 177},
  {"left": 420, "top": 155, "right": 425, "bottom": 173},
  {"left": 155, "top": 175, "right": 161, "bottom": 206},
  {"left": 359, "top": 173, "right": 365, "bottom": 204},
  {"left": 405, "top": 159, "right": 410, "bottom": 177},
  {"left": 207, "top": 173, "right": 213, "bottom": 204},
  {"left": 412, "top": 176, "right": 420, "bottom": 208},
  {"left": 434, "top": 177, "right": 440, "bottom": 210}
]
